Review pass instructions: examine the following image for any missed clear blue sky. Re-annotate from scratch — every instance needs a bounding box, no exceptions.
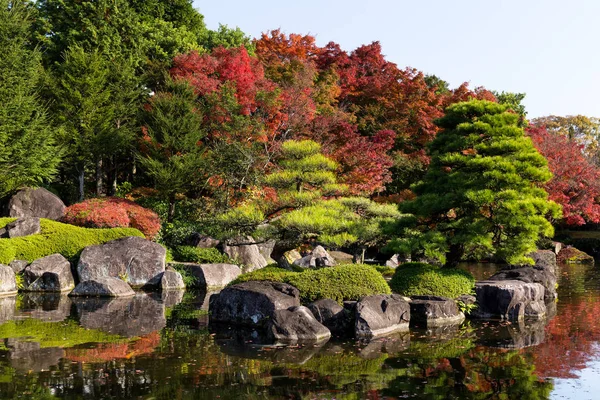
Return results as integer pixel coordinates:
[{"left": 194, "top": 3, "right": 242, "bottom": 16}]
[{"left": 194, "top": 0, "right": 599, "bottom": 119}]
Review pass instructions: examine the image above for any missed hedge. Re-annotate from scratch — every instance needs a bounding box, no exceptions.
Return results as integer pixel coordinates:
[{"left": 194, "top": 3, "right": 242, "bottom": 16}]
[
  {"left": 172, "top": 246, "right": 232, "bottom": 264},
  {"left": 231, "top": 264, "right": 391, "bottom": 303},
  {"left": 0, "top": 218, "right": 144, "bottom": 264},
  {"left": 389, "top": 262, "right": 475, "bottom": 298}
]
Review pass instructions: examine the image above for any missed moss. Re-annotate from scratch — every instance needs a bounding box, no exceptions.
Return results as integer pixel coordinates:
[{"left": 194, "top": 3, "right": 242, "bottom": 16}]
[
  {"left": 232, "top": 264, "right": 391, "bottom": 303},
  {"left": 389, "top": 262, "right": 474, "bottom": 298},
  {"left": 172, "top": 246, "right": 232, "bottom": 264},
  {"left": 0, "top": 218, "right": 144, "bottom": 264}
]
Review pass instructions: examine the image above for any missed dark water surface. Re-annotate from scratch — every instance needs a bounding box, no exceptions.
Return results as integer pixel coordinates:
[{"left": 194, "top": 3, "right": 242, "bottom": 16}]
[{"left": 0, "top": 262, "right": 599, "bottom": 399}]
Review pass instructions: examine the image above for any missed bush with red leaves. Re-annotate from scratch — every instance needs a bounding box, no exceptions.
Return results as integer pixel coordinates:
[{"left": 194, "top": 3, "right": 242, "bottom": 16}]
[{"left": 62, "top": 197, "right": 161, "bottom": 240}]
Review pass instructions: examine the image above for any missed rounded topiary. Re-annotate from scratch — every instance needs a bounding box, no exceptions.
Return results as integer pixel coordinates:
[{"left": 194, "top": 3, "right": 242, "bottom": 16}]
[{"left": 389, "top": 262, "right": 474, "bottom": 298}]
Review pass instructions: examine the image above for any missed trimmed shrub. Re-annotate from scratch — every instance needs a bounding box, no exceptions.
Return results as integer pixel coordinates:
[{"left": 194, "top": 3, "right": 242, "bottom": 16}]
[
  {"left": 172, "top": 246, "right": 231, "bottom": 264},
  {"left": 389, "top": 262, "right": 474, "bottom": 298},
  {"left": 231, "top": 264, "right": 391, "bottom": 303},
  {"left": 62, "top": 197, "right": 161, "bottom": 239},
  {"left": 0, "top": 218, "right": 144, "bottom": 264}
]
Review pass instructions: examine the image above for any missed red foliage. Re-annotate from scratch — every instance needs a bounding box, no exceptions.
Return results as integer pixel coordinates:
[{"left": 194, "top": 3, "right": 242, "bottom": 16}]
[
  {"left": 62, "top": 197, "right": 161, "bottom": 239},
  {"left": 527, "top": 125, "right": 600, "bottom": 225},
  {"left": 65, "top": 332, "right": 161, "bottom": 363}
]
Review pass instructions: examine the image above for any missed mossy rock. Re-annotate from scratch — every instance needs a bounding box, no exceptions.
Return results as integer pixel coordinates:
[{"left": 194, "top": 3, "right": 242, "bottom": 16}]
[
  {"left": 389, "top": 262, "right": 475, "bottom": 299},
  {"left": 0, "top": 218, "right": 144, "bottom": 264},
  {"left": 557, "top": 246, "right": 595, "bottom": 264}
]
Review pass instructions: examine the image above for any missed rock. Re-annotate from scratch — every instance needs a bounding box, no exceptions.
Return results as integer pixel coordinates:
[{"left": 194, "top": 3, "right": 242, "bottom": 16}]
[
  {"left": 160, "top": 269, "right": 185, "bottom": 290},
  {"left": 307, "top": 298, "right": 354, "bottom": 337},
  {"left": 552, "top": 241, "right": 563, "bottom": 255},
  {"left": 180, "top": 263, "right": 241, "bottom": 290},
  {"left": 269, "top": 306, "right": 331, "bottom": 343},
  {"left": 279, "top": 249, "right": 302, "bottom": 270},
  {"left": 472, "top": 280, "right": 546, "bottom": 321},
  {"left": 385, "top": 254, "right": 400, "bottom": 268},
  {"left": 23, "top": 254, "right": 74, "bottom": 292},
  {"left": 328, "top": 250, "right": 354, "bottom": 264},
  {"left": 7, "top": 187, "right": 65, "bottom": 220},
  {"left": 456, "top": 294, "right": 476, "bottom": 307},
  {"left": 409, "top": 295, "right": 465, "bottom": 328},
  {"left": 529, "top": 249, "right": 558, "bottom": 275},
  {"left": 293, "top": 246, "right": 336, "bottom": 269},
  {"left": 488, "top": 254, "right": 558, "bottom": 302},
  {"left": 70, "top": 277, "right": 135, "bottom": 297},
  {"left": 149, "top": 289, "right": 185, "bottom": 308},
  {"left": 355, "top": 294, "right": 411, "bottom": 339},
  {"left": 188, "top": 233, "right": 220, "bottom": 248},
  {"left": 222, "top": 237, "right": 268, "bottom": 272},
  {"left": 558, "top": 246, "right": 594, "bottom": 264},
  {"left": 16, "top": 293, "right": 72, "bottom": 322},
  {"left": 77, "top": 236, "right": 166, "bottom": 288},
  {"left": 9, "top": 260, "right": 28, "bottom": 274},
  {"left": 0, "top": 217, "right": 41, "bottom": 238},
  {"left": 0, "top": 265, "right": 18, "bottom": 296},
  {"left": 209, "top": 281, "right": 300, "bottom": 327},
  {"left": 256, "top": 239, "right": 277, "bottom": 263}
]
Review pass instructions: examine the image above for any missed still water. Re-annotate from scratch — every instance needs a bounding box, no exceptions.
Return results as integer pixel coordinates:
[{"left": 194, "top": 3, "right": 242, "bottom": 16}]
[{"left": 0, "top": 262, "right": 598, "bottom": 399}]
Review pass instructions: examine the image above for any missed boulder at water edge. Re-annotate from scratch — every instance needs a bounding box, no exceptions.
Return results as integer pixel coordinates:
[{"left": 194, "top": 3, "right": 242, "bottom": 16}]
[
  {"left": 160, "top": 268, "right": 185, "bottom": 290},
  {"left": 8, "top": 260, "right": 28, "bottom": 274},
  {"left": 0, "top": 265, "right": 18, "bottom": 296},
  {"left": 221, "top": 237, "right": 268, "bottom": 272},
  {"left": 308, "top": 298, "right": 354, "bottom": 337},
  {"left": 77, "top": 236, "right": 165, "bottom": 288},
  {"left": 355, "top": 294, "right": 410, "bottom": 339},
  {"left": 409, "top": 295, "right": 465, "bottom": 328},
  {"left": 69, "top": 277, "right": 135, "bottom": 297},
  {"left": 0, "top": 217, "right": 41, "bottom": 238},
  {"left": 269, "top": 306, "right": 331, "bottom": 343},
  {"left": 179, "top": 263, "right": 241, "bottom": 290},
  {"left": 209, "top": 281, "right": 300, "bottom": 327},
  {"left": 23, "top": 254, "right": 74, "bottom": 292},
  {"left": 7, "top": 188, "right": 65, "bottom": 220},
  {"left": 473, "top": 280, "right": 546, "bottom": 321}
]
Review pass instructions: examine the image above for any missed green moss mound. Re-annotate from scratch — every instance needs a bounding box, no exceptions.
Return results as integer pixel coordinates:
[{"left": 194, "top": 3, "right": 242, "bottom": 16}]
[
  {"left": 172, "top": 246, "right": 232, "bottom": 264},
  {"left": 389, "top": 262, "right": 474, "bottom": 298},
  {"left": 232, "top": 264, "right": 391, "bottom": 303},
  {"left": 0, "top": 218, "right": 144, "bottom": 264}
]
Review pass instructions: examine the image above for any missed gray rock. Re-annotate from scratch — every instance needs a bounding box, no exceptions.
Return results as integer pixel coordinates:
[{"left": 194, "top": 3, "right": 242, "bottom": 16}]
[
  {"left": 222, "top": 237, "right": 268, "bottom": 272},
  {"left": 188, "top": 233, "right": 220, "bottom": 248},
  {"left": 473, "top": 280, "right": 546, "bottom": 321},
  {"left": 257, "top": 239, "right": 277, "bottom": 263},
  {"left": 308, "top": 298, "right": 354, "bottom": 336},
  {"left": 23, "top": 254, "right": 74, "bottom": 292},
  {"left": 0, "top": 217, "right": 41, "bottom": 238},
  {"left": 409, "top": 295, "right": 465, "bottom": 328},
  {"left": 209, "top": 281, "right": 300, "bottom": 327},
  {"left": 269, "top": 306, "right": 331, "bottom": 343},
  {"left": 279, "top": 249, "right": 302, "bottom": 270},
  {"left": 456, "top": 294, "right": 476, "bottom": 307},
  {"left": 77, "top": 236, "right": 166, "bottom": 288},
  {"left": 160, "top": 269, "right": 185, "bottom": 290},
  {"left": 9, "top": 260, "right": 28, "bottom": 274},
  {"left": 328, "top": 250, "right": 354, "bottom": 264},
  {"left": 69, "top": 277, "right": 135, "bottom": 297},
  {"left": 385, "top": 254, "right": 411, "bottom": 269},
  {"left": 180, "top": 263, "right": 241, "bottom": 289},
  {"left": 293, "top": 246, "right": 336, "bottom": 269},
  {"left": 355, "top": 294, "right": 410, "bottom": 339},
  {"left": 7, "top": 187, "right": 65, "bottom": 220},
  {"left": 0, "top": 265, "right": 18, "bottom": 296}
]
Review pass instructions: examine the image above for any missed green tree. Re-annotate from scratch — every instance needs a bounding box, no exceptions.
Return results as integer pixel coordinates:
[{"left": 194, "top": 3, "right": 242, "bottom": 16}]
[
  {"left": 402, "top": 100, "right": 561, "bottom": 266},
  {"left": 139, "top": 79, "right": 207, "bottom": 222},
  {"left": 0, "top": 0, "right": 61, "bottom": 198},
  {"left": 493, "top": 91, "right": 527, "bottom": 125}
]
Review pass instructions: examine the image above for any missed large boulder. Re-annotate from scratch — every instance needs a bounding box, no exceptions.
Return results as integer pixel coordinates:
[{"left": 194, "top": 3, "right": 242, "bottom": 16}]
[
  {"left": 355, "top": 294, "right": 411, "bottom": 339},
  {"left": 0, "top": 265, "right": 18, "bottom": 296},
  {"left": 0, "top": 217, "right": 41, "bottom": 238},
  {"left": 77, "top": 236, "right": 166, "bottom": 288},
  {"left": 8, "top": 260, "right": 28, "bottom": 274},
  {"left": 7, "top": 188, "right": 65, "bottom": 220},
  {"left": 222, "top": 237, "right": 268, "bottom": 272},
  {"left": 409, "top": 295, "right": 465, "bottom": 328},
  {"left": 529, "top": 250, "right": 558, "bottom": 275},
  {"left": 307, "top": 298, "right": 354, "bottom": 337},
  {"left": 187, "top": 232, "right": 220, "bottom": 249},
  {"left": 293, "top": 246, "right": 336, "bottom": 269},
  {"left": 180, "top": 263, "right": 241, "bottom": 290},
  {"left": 209, "top": 281, "right": 300, "bottom": 327},
  {"left": 279, "top": 249, "right": 302, "bottom": 270},
  {"left": 69, "top": 277, "right": 135, "bottom": 297},
  {"left": 558, "top": 246, "right": 595, "bottom": 264},
  {"left": 328, "top": 250, "right": 354, "bottom": 264},
  {"left": 269, "top": 306, "right": 331, "bottom": 343},
  {"left": 256, "top": 239, "right": 277, "bottom": 263},
  {"left": 473, "top": 280, "right": 546, "bottom": 321},
  {"left": 22, "top": 254, "right": 74, "bottom": 292},
  {"left": 160, "top": 268, "right": 185, "bottom": 291}
]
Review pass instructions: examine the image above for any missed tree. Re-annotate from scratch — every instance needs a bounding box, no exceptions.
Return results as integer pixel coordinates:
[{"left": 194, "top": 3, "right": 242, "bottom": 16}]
[
  {"left": 139, "top": 79, "right": 206, "bottom": 222},
  {"left": 402, "top": 100, "right": 561, "bottom": 266},
  {"left": 0, "top": 0, "right": 61, "bottom": 198},
  {"left": 531, "top": 115, "right": 600, "bottom": 163},
  {"left": 527, "top": 125, "right": 600, "bottom": 226}
]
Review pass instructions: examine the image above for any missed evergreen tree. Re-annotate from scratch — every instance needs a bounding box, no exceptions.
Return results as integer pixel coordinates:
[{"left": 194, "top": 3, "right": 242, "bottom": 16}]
[
  {"left": 402, "top": 100, "right": 561, "bottom": 266},
  {"left": 0, "top": 0, "right": 61, "bottom": 198}
]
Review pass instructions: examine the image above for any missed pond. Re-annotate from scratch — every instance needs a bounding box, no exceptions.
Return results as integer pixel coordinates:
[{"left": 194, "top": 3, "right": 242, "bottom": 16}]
[{"left": 0, "top": 262, "right": 599, "bottom": 399}]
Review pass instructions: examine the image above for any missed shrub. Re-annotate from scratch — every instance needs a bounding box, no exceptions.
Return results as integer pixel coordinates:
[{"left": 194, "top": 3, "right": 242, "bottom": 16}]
[
  {"left": 62, "top": 197, "right": 161, "bottom": 239},
  {"left": 389, "top": 262, "right": 475, "bottom": 298},
  {"left": 172, "top": 246, "right": 231, "bottom": 264},
  {"left": 232, "top": 264, "right": 391, "bottom": 303},
  {"left": 0, "top": 218, "right": 144, "bottom": 264}
]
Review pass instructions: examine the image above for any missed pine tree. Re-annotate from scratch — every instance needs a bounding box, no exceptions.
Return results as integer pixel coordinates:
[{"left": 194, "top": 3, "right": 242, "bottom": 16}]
[
  {"left": 0, "top": 0, "right": 61, "bottom": 198},
  {"left": 402, "top": 100, "right": 561, "bottom": 266}
]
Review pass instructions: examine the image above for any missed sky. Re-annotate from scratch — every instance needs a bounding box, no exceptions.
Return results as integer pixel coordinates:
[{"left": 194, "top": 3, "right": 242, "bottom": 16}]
[{"left": 194, "top": 0, "right": 600, "bottom": 119}]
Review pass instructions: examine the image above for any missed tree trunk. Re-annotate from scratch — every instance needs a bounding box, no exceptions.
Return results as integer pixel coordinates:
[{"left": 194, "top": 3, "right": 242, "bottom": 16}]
[
  {"left": 168, "top": 197, "right": 176, "bottom": 223},
  {"left": 96, "top": 158, "right": 103, "bottom": 197},
  {"left": 78, "top": 168, "right": 85, "bottom": 202},
  {"left": 444, "top": 244, "right": 464, "bottom": 268}
]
